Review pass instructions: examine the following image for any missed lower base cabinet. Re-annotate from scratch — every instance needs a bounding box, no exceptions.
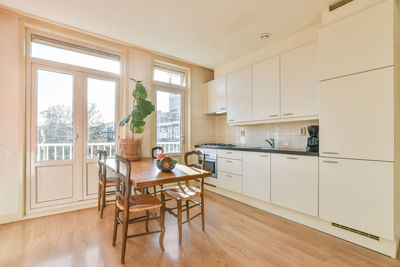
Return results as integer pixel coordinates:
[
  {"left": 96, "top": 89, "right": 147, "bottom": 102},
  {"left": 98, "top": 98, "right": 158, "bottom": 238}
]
[
  {"left": 271, "top": 154, "right": 318, "bottom": 217},
  {"left": 319, "top": 158, "right": 394, "bottom": 240},
  {"left": 217, "top": 171, "right": 243, "bottom": 193},
  {"left": 243, "top": 152, "right": 271, "bottom": 201}
]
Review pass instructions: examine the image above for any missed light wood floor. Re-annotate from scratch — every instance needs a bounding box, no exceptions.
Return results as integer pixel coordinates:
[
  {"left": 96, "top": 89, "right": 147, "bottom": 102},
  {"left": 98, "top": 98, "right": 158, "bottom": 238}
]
[{"left": 1, "top": 191, "right": 400, "bottom": 267}]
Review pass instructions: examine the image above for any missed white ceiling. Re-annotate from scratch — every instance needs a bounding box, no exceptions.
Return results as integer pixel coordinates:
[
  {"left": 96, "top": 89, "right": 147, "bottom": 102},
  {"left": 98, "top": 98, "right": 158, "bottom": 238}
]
[{"left": 0, "top": 0, "right": 336, "bottom": 68}]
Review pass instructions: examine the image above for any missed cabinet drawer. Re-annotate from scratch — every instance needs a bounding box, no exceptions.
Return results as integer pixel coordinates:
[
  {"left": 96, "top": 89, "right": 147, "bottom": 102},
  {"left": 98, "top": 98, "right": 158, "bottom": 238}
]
[
  {"left": 217, "top": 171, "right": 242, "bottom": 193},
  {"left": 218, "top": 158, "right": 242, "bottom": 175},
  {"left": 319, "top": 158, "right": 394, "bottom": 240},
  {"left": 218, "top": 150, "right": 242, "bottom": 160}
]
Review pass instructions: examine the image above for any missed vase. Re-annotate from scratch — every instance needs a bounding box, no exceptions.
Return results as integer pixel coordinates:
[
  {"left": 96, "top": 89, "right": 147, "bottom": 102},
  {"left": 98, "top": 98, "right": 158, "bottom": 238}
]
[{"left": 119, "top": 137, "right": 142, "bottom": 161}]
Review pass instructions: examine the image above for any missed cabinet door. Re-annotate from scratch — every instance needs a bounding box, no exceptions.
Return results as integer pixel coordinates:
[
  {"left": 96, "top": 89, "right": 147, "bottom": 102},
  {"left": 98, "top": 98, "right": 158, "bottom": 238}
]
[
  {"left": 243, "top": 152, "right": 270, "bottom": 202},
  {"left": 271, "top": 154, "right": 318, "bottom": 217},
  {"left": 227, "top": 66, "right": 252, "bottom": 123},
  {"left": 319, "top": 158, "right": 394, "bottom": 240},
  {"left": 318, "top": 0, "right": 394, "bottom": 80},
  {"left": 281, "top": 42, "right": 319, "bottom": 118},
  {"left": 320, "top": 67, "right": 394, "bottom": 161},
  {"left": 217, "top": 171, "right": 243, "bottom": 193},
  {"left": 252, "top": 56, "right": 280, "bottom": 120},
  {"left": 207, "top": 76, "right": 226, "bottom": 114}
]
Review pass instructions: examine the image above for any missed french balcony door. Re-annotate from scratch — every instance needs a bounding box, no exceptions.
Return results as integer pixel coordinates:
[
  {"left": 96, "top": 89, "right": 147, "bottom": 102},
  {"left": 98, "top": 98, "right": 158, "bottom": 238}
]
[{"left": 28, "top": 64, "right": 118, "bottom": 211}]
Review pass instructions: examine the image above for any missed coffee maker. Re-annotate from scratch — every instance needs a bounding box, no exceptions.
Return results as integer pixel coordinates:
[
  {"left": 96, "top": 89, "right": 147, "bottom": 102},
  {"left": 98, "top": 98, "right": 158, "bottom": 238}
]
[{"left": 306, "top": 125, "right": 319, "bottom": 152}]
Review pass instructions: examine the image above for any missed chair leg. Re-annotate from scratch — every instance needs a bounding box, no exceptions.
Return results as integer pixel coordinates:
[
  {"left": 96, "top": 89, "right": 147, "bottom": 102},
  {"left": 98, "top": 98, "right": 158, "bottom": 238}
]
[
  {"left": 112, "top": 204, "right": 119, "bottom": 246},
  {"left": 177, "top": 199, "right": 183, "bottom": 244},
  {"left": 120, "top": 210, "right": 129, "bottom": 264},
  {"left": 186, "top": 200, "right": 190, "bottom": 220},
  {"left": 159, "top": 202, "right": 166, "bottom": 251},
  {"left": 100, "top": 183, "right": 106, "bottom": 218},
  {"left": 145, "top": 210, "right": 149, "bottom": 232},
  {"left": 97, "top": 183, "right": 102, "bottom": 211},
  {"left": 201, "top": 182, "right": 205, "bottom": 232}
]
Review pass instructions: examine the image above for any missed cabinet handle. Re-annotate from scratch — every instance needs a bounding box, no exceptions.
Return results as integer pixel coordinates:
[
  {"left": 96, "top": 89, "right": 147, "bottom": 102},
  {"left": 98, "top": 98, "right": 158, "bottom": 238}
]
[
  {"left": 219, "top": 107, "right": 226, "bottom": 110},
  {"left": 322, "top": 160, "right": 339, "bottom": 164},
  {"left": 282, "top": 113, "right": 294, "bottom": 116},
  {"left": 259, "top": 155, "right": 269, "bottom": 157},
  {"left": 269, "top": 114, "right": 278, "bottom": 118},
  {"left": 226, "top": 160, "right": 233, "bottom": 163},
  {"left": 286, "top": 157, "right": 299, "bottom": 160},
  {"left": 322, "top": 152, "right": 339, "bottom": 155},
  {"left": 226, "top": 174, "right": 233, "bottom": 178},
  {"left": 228, "top": 119, "right": 235, "bottom": 122},
  {"left": 226, "top": 152, "right": 233, "bottom": 154}
]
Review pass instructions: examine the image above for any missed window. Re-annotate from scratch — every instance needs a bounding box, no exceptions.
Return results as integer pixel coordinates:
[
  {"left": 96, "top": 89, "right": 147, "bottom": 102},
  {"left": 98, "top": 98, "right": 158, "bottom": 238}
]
[
  {"left": 156, "top": 90, "right": 183, "bottom": 154},
  {"left": 31, "top": 35, "right": 120, "bottom": 74},
  {"left": 153, "top": 65, "right": 185, "bottom": 86}
]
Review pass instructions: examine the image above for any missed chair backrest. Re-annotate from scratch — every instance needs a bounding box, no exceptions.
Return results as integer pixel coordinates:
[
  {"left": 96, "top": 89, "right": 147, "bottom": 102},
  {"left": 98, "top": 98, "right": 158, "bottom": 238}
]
[
  {"left": 115, "top": 154, "right": 132, "bottom": 203},
  {"left": 184, "top": 150, "right": 205, "bottom": 170},
  {"left": 97, "top": 149, "right": 107, "bottom": 182},
  {"left": 151, "top": 146, "right": 164, "bottom": 159}
]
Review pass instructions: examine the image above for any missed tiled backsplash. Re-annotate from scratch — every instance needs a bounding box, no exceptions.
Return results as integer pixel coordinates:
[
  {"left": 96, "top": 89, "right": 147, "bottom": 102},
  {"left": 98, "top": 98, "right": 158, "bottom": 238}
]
[{"left": 214, "top": 116, "right": 319, "bottom": 150}]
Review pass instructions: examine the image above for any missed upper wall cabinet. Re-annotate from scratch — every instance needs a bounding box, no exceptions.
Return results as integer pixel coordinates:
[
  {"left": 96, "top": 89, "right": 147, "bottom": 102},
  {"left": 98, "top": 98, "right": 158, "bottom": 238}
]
[
  {"left": 252, "top": 56, "right": 280, "bottom": 121},
  {"left": 318, "top": 0, "right": 394, "bottom": 80},
  {"left": 207, "top": 76, "right": 227, "bottom": 114},
  {"left": 320, "top": 67, "right": 394, "bottom": 162},
  {"left": 227, "top": 66, "right": 252, "bottom": 123},
  {"left": 280, "top": 42, "right": 319, "bottom": 118}
]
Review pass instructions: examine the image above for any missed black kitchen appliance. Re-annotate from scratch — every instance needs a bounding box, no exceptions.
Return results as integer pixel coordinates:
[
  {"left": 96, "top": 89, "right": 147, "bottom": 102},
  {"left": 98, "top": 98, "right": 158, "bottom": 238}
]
[{"left": 306, "top": 125, "right": 319, "bottom": 152}]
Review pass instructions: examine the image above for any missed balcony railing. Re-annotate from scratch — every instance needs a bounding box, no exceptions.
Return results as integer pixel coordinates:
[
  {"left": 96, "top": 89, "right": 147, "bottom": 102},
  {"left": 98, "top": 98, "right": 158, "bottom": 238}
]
[
  {"left": 37, "top": 142, "right": 115, "bottom": 161},
  {"left": 157, "top": 141, "right": 181, "bottom": 154}
]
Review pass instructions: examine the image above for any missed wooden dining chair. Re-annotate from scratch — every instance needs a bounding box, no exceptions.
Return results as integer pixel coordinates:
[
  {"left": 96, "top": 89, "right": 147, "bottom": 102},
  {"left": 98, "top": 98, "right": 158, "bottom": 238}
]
[
  {"left": 151, "top": 146, "right": 164, "bottom": 196},
  {"left": 112, "top": 155, "right": 166, "bottom": 264},
  {"left": 161, "top": 150, "right": 205, "bottom": 244},
  {"left": 97, "top": 150, "right": 117, "bottom": 219}
]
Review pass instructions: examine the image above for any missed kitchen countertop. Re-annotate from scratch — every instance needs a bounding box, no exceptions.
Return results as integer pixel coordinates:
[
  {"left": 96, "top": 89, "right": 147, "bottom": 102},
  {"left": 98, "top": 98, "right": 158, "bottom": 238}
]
[{"left": 195, "top": 145, "right": 319, "bottom": 156}]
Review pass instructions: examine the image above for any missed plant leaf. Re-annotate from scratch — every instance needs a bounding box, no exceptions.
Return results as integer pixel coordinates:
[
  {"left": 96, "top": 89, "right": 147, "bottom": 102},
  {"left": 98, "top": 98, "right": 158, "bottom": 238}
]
[
  {"left": 136, "top": 99, "right": 155, "bottom": 119},
  {"left": 134, "top": 125, "right": 145, "bottom": 133}
]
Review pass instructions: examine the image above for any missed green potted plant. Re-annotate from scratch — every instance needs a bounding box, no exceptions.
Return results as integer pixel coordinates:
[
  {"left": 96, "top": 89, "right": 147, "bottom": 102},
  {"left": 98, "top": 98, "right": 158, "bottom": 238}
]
[{"left": 119, "top": 78, "right": 155, "bottom": 161}]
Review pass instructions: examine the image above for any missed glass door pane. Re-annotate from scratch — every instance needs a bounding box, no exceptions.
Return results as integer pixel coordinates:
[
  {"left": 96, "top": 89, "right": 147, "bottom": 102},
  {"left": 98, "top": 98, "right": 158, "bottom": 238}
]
[
  {"left": 36, "top": 69, "right": 74, "bottom": 161},
  {"left": 156, "top": 90, "right": 183, "bottom": 154},
  {"left": 86, "top": 77, "right": 116, "bottom": 159}
]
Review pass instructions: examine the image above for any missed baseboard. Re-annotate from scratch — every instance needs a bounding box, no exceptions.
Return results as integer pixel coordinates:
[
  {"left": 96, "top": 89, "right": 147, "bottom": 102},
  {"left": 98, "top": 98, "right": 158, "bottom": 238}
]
[
  {"left": 205, "top": 185, "right": 399, "bottom": 258},
  {"left": 23, "top": 200, "right": 98, "bottom": 220},
  {"left": 0, "top": 213, "right": 19, "bottom": 225}
]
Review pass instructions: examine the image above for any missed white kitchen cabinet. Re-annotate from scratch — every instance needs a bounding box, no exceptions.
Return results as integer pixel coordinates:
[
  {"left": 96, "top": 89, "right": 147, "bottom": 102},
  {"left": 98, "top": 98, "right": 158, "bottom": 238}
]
[
  {"left": 227, "top": 66, "right": 252, "bottom": 123},
  {"left": 319, "top": 158, "right": 394, "bottom": 240},
  {"left": 243, "top": 152, "right": 270, "bottom": 202},
  {"left": 207, "top": 76, "right": 227, "bottom": 114},
  {"left": 252, "top": 56, "right": 280, "bottom": 121},
  {"left": 218, "top": 158, "right": 242, "bottom": 175},
  {"left": 217, "top": 171, "right": 242, "bottom": 194},
  {"left": 318, "top": 0, "right": 394, "bottom": 80},
  {"left": 217, "top": 149, "right": 242, "bottom": 160},
  {"left": 319, "top": 67, "right": 394, "bottom": 162},
  {"left": 271, "top": 154, "right": 318, "bottom": 217},
  {"left": 280, "top": 42, "right": 319, "bottom": 118}
]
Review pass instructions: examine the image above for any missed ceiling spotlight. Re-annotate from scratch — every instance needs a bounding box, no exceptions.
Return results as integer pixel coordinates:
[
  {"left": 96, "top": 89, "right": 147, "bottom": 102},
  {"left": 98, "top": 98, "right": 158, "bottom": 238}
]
[{"left": 260, "top": 32, "right": 271, "bottom": 40}]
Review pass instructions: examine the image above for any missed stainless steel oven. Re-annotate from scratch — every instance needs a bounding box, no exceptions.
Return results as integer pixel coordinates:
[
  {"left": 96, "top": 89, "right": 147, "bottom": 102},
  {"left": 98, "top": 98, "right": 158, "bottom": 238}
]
[{"left": 199, "top": 149, "right": 217, "bottom": 186}]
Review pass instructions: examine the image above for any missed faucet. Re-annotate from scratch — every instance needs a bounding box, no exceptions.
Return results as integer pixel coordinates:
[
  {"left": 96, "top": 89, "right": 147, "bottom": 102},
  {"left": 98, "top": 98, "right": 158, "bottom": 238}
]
[{"left": 265, "top": 138, "right": 275, "bottom": 148}]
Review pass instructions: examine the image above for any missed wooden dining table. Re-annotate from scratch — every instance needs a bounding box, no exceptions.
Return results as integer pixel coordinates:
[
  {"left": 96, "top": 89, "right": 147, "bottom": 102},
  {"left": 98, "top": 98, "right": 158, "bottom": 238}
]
[{"left": 105, "top": 157, "right": 212, "bottom": 189}]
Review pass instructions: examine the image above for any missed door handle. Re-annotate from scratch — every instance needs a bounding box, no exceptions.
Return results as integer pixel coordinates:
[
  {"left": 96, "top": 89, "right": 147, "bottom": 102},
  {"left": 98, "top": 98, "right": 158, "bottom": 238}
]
[
  {"left": 322, "top": 160, "right": 339, "bottom": 164},
  {"left": 74, "top": 134, "right": 79, "bottom": 145}
]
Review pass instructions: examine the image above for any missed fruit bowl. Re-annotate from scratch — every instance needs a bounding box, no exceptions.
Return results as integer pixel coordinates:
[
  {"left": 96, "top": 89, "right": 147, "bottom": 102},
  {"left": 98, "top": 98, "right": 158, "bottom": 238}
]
[{"left": 156, "top": 156, "right": 177, "bottom": 172}]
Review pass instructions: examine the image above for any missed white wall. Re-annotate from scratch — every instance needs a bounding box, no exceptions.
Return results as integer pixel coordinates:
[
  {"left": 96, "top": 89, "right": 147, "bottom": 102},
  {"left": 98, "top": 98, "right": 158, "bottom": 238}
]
[{"left": 0, "top": 11, "right": 22, "bottom": 220}]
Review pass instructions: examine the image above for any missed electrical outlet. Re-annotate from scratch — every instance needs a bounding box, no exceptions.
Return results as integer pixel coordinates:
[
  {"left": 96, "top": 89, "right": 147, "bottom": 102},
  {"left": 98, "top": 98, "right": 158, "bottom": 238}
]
[{"left": 300, "top": 127, "right": 307, "bottom": 136}]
